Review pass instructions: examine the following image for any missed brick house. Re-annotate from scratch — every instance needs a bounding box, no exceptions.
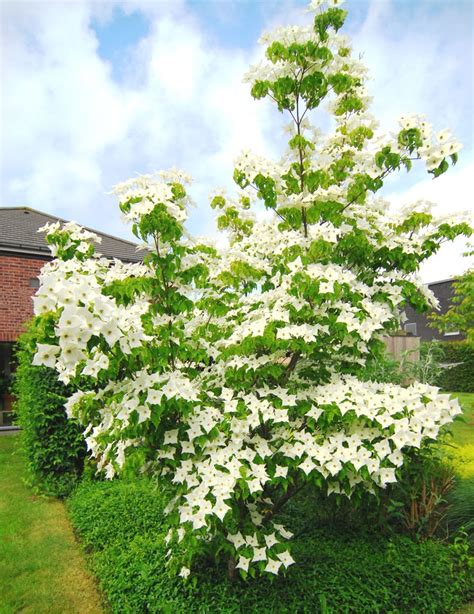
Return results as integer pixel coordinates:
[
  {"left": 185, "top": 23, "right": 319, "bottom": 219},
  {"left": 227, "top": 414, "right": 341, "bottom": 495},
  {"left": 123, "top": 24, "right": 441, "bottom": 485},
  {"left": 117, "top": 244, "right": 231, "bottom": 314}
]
[
  {"left": 0, "top": 207, "right": 144, "bottom": 429},
  {"left": 403, "top": 278, "right": 464, "bottom": 342}
]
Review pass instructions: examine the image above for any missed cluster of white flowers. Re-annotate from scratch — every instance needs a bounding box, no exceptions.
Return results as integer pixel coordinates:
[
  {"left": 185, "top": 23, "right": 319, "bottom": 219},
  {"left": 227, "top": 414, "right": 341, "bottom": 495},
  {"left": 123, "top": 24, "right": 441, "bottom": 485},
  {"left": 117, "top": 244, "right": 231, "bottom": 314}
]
[
  {"left": 111, "top": 170, "right": 192, "bottom": 224},
  {"left": 398, "top": 114, "right": 462, "bottom": 171},
  {"left": 309, "top": 0, "right": 345, "bottom": 9},
  {"left": 38, "top": 221, "right": 101, "bottom": 258},
  {"left": 32, "top": 246, "right": 152, "bottom": 383}
]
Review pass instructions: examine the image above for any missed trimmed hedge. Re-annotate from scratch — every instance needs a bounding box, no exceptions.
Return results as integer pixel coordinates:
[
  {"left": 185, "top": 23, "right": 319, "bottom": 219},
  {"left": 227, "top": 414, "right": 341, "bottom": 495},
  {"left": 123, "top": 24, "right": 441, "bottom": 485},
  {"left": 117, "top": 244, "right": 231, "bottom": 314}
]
[
  {"left": 438, "top": 341, "right": 474, "bottom": 393},
  {"left": 13, "top": 327, "right": 86, "bottom": 497},
  {"left": 68, "top": 479, "right": 474, "bottom": 614}
]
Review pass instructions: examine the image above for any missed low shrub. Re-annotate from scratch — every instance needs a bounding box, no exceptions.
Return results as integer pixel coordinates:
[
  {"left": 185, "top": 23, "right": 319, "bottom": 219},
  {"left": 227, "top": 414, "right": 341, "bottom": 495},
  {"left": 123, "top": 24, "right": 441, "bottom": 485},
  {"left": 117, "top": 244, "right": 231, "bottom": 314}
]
[
  {"left": 362, "top": 350, "right": 409, "bottom": 385},
  {"left": 12, "top": 323, "right": 86, "bottom": 497},
  {"left": 417, "top": 340, "right": 446, "bottom": 385},
  {"left": 382, "top": 447, "right": 456, "bottom": 540},
  {"left": 68, "top": 479, "right": 474, "bottom": 614},
  {"left": 323, "top": 445, "right": 458, "bottom": 542},
  {"left": 363, "top": 340, "right": 445, "bottom": 386}
]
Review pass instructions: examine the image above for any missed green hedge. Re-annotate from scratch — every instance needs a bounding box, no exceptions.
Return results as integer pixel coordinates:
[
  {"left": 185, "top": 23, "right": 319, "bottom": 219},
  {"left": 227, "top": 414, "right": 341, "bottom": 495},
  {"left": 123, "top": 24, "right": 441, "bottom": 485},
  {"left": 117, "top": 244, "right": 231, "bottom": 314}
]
[
  {"left": 438, "top": 341, "right": 474, "bottom": 393},
  {"left": 68, "top": 479, "right": 473, "bottom": 614},
  {"left": 13, "top": 327, "right": 86, "bottom": 497}
]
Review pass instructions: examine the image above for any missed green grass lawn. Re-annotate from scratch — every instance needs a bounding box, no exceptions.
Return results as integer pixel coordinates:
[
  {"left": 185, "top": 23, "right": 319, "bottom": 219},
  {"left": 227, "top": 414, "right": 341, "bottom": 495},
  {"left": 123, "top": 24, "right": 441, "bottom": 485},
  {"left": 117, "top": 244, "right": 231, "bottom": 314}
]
[
  {"left": 0, "top": 434, "right": 103, "bottom": 614},
  {"left": 450, "top": 393, "right": 474, "bottom": 447},
  {"left": 445, "top": 392, "right": 474, "bottom": 480}
]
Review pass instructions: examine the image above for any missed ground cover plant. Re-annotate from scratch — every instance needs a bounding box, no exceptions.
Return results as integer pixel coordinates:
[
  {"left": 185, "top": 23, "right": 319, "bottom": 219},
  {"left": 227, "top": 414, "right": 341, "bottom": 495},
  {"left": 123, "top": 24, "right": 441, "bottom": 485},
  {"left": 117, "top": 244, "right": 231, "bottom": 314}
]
[{"left": 30, "top": 0, "right": 471, "bottom": 581}]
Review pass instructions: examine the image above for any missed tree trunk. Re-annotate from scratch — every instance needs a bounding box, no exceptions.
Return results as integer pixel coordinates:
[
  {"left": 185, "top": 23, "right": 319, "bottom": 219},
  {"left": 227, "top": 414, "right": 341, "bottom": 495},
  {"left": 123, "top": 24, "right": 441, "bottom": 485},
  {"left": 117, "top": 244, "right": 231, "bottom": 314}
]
[{"left": 227, "top": 555, "right": 237, "bottom": 582}]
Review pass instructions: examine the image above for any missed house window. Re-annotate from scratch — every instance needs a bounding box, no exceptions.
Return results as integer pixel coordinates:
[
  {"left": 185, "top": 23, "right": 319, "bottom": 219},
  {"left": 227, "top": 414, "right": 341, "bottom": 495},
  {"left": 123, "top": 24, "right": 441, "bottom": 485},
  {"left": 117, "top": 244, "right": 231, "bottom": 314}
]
[
  {"left": 29, "top": 277, "right": 40, "bottom": 289},
  {"left": 404, "top": 323, "right": 417, "bottom": 336},
  {"left": 444, "top": 322, "right": 460, "bottom": 337},
  {"left": 0, "top": 343, "right": 14, "bottom": 428}
]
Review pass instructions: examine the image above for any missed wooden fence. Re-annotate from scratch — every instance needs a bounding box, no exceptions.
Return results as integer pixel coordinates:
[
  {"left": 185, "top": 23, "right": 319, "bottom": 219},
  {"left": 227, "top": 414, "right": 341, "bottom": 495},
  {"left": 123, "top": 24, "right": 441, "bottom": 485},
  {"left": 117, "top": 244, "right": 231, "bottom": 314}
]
[{"left": 383, "top": 335, "right": 420, "bottom": 362}]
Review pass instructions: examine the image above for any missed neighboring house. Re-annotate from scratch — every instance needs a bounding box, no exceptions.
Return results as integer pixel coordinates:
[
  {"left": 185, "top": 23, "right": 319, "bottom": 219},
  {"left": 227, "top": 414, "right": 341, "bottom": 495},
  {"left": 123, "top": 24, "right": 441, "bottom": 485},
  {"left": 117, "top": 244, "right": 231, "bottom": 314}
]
[
  {"left": 0, "top": 206, "right": 144, "bottom": 429},
  {"left": 403, "top": 278, "right": 464, "bottom": 342}
]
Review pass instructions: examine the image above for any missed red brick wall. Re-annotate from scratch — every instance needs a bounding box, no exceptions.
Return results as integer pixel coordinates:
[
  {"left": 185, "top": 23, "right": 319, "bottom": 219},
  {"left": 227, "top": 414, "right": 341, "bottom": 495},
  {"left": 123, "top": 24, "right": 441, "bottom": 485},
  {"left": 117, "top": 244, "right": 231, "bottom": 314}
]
[{"left": 0, "top": 254, "right": 50, "bottom": 342}]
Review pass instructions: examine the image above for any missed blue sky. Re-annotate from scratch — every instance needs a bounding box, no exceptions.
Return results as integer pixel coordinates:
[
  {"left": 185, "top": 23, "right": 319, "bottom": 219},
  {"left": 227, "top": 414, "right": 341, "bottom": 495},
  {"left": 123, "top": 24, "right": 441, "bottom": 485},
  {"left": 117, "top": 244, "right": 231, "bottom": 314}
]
[{"left": 1, "top": 0, "right": 473, "bottom": 280}]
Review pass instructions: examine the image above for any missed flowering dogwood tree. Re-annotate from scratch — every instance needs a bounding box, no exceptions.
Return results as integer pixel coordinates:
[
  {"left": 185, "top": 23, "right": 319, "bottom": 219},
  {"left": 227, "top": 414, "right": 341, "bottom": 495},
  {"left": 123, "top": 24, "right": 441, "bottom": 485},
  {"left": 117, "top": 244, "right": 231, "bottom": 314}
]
[{"left": 33, "top": 1, "right": 471, "bottom": 580}]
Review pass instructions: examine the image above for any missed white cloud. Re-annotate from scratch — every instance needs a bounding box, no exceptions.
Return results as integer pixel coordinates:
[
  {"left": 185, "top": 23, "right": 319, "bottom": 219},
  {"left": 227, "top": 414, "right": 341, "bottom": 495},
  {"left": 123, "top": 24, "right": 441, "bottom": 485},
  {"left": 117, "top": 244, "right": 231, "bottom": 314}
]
[
  {"left": 386, "top": 159, "right": 474, "bottom": 283},
  {"left": 1, "top": 1, "right": 133, "bottom": 231},
  {"left": 350, "top": 0, "right": 473, "bottom": 145}
]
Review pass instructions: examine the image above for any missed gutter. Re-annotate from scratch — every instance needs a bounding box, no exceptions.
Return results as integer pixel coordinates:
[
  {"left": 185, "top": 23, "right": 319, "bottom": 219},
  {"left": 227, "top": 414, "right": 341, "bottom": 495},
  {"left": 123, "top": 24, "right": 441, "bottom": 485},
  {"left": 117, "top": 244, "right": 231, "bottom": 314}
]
[{"left": 0, "top": 246, "right": 52, "bottom": 259}]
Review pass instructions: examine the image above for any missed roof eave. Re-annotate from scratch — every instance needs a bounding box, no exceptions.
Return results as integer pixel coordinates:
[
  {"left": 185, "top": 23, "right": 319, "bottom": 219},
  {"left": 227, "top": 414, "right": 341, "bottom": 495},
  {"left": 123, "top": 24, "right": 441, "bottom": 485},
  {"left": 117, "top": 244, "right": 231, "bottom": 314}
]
[{"left": 0, "top": 245, "right": 52, "bottom": 258}]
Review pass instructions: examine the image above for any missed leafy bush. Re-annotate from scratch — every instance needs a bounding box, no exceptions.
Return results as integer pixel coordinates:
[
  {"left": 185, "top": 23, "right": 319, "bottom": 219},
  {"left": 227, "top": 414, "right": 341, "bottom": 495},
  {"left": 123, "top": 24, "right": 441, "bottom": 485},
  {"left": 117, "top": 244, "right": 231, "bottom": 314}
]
[
  {"left": 363, "top": 349, "right": 409, "bottom": 385},
  {"left": 438, "top": 342, "right": 474, "bottom": 393},
  {"left": 12, "top": 324, "right": 86, "bottom": 497},
  {"left": 364, "top": 340, "right": 445, "bottom": 386},
  {"left": 440, "top": 341, "right": 472, "bottom": 365},
  {"left": 417, "top": 340, "right": 446, "bottom": 385},
  {"left": 68, "top": 479, "right": 473, "bottom": 614},
  {"left": 318, "top": 445, "right": 458, "bottom": 541},
  {"left": 381, "top": 447, "right": 456, "bottom": 540}
]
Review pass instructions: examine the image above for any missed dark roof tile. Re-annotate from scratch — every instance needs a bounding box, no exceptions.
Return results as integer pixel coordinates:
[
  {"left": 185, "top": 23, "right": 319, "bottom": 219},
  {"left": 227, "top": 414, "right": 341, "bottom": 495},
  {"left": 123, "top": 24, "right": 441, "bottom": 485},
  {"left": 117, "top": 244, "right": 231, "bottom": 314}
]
[{"left": 0, "top": 207, "right": 145, "bottom": 262}]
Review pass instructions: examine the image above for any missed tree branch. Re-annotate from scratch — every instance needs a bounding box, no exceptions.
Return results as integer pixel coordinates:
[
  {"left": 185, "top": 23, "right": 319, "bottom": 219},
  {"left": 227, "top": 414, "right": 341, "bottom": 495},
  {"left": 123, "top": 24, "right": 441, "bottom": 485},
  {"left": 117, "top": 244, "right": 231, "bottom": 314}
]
[{"left": 264, "top": 481, "right": 305, "bottom": 523}]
